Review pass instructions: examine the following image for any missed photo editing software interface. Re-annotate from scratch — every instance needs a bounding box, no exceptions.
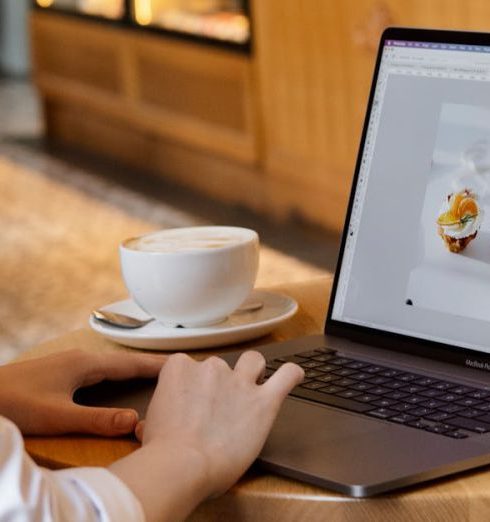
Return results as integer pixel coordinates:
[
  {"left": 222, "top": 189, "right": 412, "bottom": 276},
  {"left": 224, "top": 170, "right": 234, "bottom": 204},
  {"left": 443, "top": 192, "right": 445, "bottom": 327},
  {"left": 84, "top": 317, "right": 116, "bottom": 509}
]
[{"left": 332, "top": 39, "right": 490, "bottom": 355}]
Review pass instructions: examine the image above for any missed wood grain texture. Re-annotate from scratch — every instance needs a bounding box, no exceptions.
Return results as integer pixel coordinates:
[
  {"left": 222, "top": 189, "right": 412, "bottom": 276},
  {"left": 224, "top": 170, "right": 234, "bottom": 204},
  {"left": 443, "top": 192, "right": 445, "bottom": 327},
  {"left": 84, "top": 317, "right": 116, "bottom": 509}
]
[
  {"left": 252, "top": 0, "right": 361, "bottom": 231},
  {"left": 31, "top": 14, "right": 122, "bottom": 94},
  {"left": 18, "top": 275, "right": 490, "bottom": 520}
]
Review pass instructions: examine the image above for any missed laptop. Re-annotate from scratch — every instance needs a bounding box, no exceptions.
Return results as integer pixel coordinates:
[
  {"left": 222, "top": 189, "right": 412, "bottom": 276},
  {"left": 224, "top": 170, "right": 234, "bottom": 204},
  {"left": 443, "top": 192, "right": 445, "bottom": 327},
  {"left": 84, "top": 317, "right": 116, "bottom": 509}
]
[{"left": 77, "top": 27, "right": 490, "bottom": 497}]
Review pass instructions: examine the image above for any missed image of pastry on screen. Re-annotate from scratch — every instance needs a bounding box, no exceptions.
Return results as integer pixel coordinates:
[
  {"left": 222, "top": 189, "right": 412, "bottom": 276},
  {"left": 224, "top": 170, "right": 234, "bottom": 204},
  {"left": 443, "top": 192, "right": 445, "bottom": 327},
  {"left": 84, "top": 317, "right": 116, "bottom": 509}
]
[{"left": 405, "top": 103, "right": 490, "bottom": 322}]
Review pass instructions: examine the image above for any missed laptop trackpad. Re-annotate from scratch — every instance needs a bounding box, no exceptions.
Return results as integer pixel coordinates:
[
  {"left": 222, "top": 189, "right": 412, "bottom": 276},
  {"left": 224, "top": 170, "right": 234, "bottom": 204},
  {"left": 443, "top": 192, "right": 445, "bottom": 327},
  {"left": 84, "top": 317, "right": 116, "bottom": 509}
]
[
  {"left": 259, "top": 397, "right": 485, "bottom": 496},
  {"left": 261, "top": 398, "right": 386, "bottom": 470}
]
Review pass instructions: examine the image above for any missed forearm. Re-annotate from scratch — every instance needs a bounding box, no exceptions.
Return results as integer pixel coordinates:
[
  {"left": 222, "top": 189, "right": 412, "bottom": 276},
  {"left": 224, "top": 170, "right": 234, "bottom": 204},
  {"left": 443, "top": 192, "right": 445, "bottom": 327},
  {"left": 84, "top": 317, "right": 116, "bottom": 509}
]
[{"left": 109, "top": 441, "right": 210, "bottom": 522}]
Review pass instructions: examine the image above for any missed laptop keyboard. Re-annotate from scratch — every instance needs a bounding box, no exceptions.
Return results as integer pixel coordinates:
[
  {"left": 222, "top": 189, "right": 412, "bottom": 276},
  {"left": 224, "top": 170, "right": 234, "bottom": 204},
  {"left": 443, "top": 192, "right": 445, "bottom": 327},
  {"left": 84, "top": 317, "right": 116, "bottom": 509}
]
[{"left": 264, "top": 347, "right": 490, "bottom": 439}]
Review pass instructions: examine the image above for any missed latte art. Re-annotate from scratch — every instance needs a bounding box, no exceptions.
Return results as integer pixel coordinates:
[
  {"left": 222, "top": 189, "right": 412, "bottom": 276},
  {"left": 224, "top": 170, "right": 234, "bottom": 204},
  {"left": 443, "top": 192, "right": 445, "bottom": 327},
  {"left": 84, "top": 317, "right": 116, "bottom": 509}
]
[{"left": 125, "top": 228, "right": 248, "bottom": 253}]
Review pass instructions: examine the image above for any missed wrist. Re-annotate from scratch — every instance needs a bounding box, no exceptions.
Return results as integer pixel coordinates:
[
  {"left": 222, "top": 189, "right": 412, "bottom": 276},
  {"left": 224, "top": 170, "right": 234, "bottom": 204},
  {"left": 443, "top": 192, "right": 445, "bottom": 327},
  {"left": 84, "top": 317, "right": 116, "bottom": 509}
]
[
  {"left": 147, "top": 437, "right": 212, "bottom": 494},
  {"left": 110, "top": 438, "right": 211, "bottom": 522}
]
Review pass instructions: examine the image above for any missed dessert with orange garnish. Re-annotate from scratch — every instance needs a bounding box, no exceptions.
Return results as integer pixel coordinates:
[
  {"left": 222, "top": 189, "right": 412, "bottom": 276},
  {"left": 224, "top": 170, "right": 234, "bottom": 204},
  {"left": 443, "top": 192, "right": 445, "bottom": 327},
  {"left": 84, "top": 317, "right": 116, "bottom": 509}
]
[{"left": 436, "top": 189, "right": 483, "bottom": 253}]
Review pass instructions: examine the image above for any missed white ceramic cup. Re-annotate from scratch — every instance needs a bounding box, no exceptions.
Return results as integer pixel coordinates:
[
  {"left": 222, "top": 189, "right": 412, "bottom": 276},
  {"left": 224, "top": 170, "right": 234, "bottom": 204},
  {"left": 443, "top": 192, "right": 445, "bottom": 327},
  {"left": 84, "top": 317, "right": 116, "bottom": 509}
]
[{"left": 120, "top": 226, "right": 259, "bottom": 327}]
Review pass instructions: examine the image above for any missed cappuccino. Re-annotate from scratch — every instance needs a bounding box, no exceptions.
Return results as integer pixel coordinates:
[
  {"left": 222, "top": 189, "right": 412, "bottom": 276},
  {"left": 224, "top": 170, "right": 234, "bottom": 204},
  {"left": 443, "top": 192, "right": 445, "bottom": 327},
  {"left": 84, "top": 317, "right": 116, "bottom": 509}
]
[
  {"left": 120, "top": 226, "right": 259, "bottom": 326},
  {"left": 124, "top": 228, "right": 250, "bottom": 253}
]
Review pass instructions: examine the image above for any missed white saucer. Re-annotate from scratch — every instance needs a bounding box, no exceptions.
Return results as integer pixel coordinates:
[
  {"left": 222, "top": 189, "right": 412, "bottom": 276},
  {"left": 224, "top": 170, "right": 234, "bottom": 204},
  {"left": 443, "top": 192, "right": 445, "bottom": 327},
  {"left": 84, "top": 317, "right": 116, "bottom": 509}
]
[{"left": 89, "top": 290, "right": 298, "bottom": 350}]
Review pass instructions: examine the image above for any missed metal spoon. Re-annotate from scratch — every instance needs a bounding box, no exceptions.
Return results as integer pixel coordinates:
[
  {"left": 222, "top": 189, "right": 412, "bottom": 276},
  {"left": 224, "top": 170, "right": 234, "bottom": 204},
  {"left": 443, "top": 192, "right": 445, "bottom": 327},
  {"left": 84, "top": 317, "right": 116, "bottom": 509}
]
[{"left": 92, "top": 300, "right": 264, "bottom": 329}]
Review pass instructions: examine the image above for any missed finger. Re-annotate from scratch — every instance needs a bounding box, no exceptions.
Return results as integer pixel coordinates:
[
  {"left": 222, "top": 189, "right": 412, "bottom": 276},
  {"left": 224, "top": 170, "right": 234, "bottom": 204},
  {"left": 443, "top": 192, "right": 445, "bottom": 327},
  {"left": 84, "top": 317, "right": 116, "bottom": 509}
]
[
  {"left": 158, "top": 352, "right": 195, "bottom": 379},
  {"left": 233, "top": 351, "right": 266, "bottom": 383},
  {"left": 58, "top": 403, "right": 139, "bottom": 436},
  {"left": 78, "top": 352, "right": 168, "bottom": 387},
  {"left": 150, "top": 353, "right": 196, "bottom": 396},
  {"left": 135, "top": 419, "right": 146, "bottom": 442},
  {"left": 262, "top": 362, "right": 304, "bottom": 405},
  {"left": 199, "top": 355, "right": 231, "bottom": 376}
]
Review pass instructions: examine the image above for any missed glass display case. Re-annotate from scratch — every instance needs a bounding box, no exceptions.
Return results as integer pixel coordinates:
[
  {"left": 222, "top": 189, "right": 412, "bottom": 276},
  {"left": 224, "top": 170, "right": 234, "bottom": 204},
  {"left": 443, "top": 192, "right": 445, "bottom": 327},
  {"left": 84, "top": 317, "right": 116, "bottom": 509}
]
[
  {"left": 34, "top": 0, "right": 251, "bottom": 49},
  {"left": 132, "top": 0, "right": 250, "bottom": 45},
  {"left": 34, "top": 0, "right": 125, "bottom": 20}
]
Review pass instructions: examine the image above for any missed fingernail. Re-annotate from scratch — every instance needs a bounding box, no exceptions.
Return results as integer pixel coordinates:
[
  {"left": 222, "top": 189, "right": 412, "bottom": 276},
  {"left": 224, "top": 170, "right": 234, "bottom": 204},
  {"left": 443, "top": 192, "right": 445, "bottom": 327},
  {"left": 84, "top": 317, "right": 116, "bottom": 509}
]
[{"left": 114, "top": 411, "right": 136, "bottom": 430}]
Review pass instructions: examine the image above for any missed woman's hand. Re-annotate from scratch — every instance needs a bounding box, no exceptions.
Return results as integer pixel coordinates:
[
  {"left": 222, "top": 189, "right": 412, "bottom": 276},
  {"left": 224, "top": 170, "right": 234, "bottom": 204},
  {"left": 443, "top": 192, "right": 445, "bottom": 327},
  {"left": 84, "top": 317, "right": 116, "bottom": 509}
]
[
  {"left": 110, "top": 351, "right": 304, "bottom": 522},
  {"left": 0, "top": 349, "right": 166, "bottom": 437}
]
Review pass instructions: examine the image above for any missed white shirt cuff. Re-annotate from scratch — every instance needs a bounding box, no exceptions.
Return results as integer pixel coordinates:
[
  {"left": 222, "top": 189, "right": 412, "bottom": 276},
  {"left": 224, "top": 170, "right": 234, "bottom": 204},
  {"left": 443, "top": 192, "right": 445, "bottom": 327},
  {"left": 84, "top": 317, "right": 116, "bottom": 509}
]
[{"left": 56, "top": 467, "right": 146, "bottom": 522}]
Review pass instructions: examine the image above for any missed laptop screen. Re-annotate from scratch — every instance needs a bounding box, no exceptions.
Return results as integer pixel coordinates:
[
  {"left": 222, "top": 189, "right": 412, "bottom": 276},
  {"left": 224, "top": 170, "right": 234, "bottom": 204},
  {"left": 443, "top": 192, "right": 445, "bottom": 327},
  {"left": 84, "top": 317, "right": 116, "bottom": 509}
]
[{"left": 330, "top": 34, "right": 490, "bottom": 356}]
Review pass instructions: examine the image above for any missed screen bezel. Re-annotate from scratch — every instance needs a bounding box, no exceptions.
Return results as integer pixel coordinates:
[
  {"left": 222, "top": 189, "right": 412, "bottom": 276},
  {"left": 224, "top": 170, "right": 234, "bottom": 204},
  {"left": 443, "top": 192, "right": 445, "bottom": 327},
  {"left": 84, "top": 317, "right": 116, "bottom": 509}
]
[{"left": 325, "top": 27, "right": 490, "bottom": 369}]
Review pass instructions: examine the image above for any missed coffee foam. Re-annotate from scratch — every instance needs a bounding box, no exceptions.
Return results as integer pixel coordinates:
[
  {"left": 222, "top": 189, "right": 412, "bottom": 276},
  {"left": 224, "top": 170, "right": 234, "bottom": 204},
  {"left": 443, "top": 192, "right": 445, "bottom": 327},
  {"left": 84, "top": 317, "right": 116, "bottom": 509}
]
[{"left": 125, "top": 229, "right": 247, "bottom": 253}]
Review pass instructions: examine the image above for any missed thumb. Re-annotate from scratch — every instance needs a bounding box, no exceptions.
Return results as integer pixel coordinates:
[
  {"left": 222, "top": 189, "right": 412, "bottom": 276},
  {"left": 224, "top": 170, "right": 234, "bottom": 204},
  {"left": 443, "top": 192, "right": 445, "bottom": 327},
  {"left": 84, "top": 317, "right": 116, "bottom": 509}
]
[{"left": 59, "top": 403, "right": 139, "bottom": 436}]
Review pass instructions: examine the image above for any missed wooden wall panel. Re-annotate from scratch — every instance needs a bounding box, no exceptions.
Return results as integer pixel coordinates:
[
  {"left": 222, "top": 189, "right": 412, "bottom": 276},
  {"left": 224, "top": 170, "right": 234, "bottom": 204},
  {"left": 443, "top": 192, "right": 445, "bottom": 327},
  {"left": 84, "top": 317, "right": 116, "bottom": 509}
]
[
  {"left": 31, "top": 11, "right": 258, "bottom": 165},
  {"left": 31, "top": 12, "right": 123, "bottom": 94},
  {"left": 43, "top": 99, "right": 265, "bottom": 212},
  {"left": 135, "top": 39, "right": 250, "bottom": 132},
  {"left": 252, "top": 1, "right": 365, "bottom": 230}
]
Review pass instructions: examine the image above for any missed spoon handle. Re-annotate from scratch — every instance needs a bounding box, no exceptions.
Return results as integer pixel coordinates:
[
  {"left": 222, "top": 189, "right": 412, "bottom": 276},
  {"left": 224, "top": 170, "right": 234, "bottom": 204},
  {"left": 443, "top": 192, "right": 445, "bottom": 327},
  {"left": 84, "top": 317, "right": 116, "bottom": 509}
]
[{"left": 92, "top": 310, "right": 154, "bottom": 329}]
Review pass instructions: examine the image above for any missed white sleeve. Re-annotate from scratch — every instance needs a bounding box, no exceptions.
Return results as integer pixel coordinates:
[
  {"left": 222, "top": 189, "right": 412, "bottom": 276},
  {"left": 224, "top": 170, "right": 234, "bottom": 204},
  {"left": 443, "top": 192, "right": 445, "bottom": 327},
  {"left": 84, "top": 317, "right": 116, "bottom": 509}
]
[{"left": 0, "top": 416, "right": 145, "bottom": 522}]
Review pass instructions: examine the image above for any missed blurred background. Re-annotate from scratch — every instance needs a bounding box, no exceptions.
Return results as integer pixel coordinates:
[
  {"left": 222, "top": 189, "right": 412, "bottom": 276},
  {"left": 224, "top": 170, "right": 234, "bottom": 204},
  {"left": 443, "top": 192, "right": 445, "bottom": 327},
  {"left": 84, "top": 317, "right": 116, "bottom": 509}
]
[{"left": 1, "top": 0, "right": 488, "bottom": 361}]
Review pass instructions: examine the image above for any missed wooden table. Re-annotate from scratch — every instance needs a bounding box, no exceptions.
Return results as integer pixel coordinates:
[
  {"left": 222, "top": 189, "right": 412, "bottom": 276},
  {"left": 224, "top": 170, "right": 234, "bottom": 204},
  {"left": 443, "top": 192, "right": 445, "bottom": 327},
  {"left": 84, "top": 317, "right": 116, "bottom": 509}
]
[{"left": 17, "top": 276, "right": 490, "bottom": 521}]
